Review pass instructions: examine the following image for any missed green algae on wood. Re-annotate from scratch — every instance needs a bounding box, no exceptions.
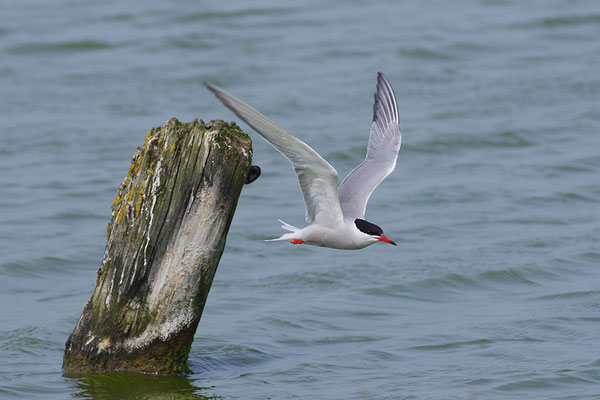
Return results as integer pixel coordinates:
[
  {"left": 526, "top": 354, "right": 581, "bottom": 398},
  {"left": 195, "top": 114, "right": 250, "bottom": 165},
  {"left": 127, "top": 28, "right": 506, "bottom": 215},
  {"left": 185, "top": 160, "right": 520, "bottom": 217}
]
[{"left": 63, "top": 118, "right": 252, "bottom": 375}]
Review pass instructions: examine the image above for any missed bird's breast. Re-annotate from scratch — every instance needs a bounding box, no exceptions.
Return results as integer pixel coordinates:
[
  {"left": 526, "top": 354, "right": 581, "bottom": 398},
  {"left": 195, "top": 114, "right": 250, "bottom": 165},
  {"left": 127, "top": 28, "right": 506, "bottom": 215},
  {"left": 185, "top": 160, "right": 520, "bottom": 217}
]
[{"left": 302, "top": 223, "right": 374, "bottom": 250}]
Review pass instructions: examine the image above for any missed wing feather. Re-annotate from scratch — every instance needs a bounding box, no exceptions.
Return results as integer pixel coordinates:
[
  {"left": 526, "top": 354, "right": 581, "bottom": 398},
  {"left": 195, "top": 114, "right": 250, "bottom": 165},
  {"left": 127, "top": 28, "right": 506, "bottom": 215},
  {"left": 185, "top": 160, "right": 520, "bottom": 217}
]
[
  {"left": 204, "top": 82, "right": 344, "bottom": 224},
  {"left": 338, "top": 72, "right": 401, "bottom": 219}
]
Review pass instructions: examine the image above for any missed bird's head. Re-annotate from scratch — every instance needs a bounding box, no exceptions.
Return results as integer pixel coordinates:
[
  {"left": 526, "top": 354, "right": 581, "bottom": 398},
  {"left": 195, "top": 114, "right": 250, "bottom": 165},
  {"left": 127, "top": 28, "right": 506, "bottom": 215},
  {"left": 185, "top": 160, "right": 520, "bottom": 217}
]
[{"left": 354, "top": 218, "right": 397, "bottom": 246}]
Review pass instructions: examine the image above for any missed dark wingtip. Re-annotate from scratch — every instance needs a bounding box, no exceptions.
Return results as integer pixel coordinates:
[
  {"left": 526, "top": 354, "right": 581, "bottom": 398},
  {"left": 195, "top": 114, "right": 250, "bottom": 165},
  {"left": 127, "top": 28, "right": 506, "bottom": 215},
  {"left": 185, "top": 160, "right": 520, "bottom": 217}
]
[
  {"left": 371, "top": 71, "right": 398, "bottom": 129},
  {"left": 203, "top": 81, "right": 216, "bottom": 92}
]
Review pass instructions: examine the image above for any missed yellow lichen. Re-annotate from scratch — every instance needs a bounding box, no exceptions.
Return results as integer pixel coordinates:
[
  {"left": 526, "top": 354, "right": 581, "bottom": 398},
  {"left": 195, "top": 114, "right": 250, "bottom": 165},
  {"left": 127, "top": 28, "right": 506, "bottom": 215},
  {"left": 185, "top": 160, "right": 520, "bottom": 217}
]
[
  {"left": 143, "top": 130, "right": 152, "bottom": 152},
  {"left": 170, "top": 145, "right": 175, "bottom": 152},
  {"left": 116, "top": 205, "right": 126, "bottom": 225},
  {"left": 126, "top": 188, "right": 136, "bottom": 203},
  {"left": 149, "top": 161, "right": 155, "bottom": 176},
  {"left": 135, "top": 189, "right": 144, "bottom": 213},
  {"left": 134, "top": 154, "right": 142, "bottom": 175},
  {"left": 112, "top": 192, "right": 123, "bottom": 206}
]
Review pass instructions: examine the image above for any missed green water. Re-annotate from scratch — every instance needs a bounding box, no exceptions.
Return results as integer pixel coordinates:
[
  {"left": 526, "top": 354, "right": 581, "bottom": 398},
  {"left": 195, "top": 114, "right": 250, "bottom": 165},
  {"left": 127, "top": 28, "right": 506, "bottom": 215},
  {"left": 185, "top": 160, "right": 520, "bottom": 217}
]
[{"left": 1, "top": 1, "right": 599, "bottom": 399}]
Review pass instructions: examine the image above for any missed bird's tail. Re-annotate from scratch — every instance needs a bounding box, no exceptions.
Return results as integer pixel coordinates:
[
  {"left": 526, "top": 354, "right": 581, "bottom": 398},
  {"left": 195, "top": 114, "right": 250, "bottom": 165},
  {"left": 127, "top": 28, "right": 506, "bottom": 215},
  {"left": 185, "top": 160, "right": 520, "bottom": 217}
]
[{"left": 265, "top": 219, "right": 301, "bottom": 242}]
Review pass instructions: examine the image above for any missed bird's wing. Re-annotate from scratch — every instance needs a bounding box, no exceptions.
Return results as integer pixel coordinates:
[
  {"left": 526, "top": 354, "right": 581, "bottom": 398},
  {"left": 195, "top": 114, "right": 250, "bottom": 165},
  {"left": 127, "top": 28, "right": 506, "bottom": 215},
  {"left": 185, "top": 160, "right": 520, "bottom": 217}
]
[
  {"left": 204, "top": 82, "right": 344, "bottom": 225},
  {"left": 338, "top": 72, "right": 401, "bottom": 219}
]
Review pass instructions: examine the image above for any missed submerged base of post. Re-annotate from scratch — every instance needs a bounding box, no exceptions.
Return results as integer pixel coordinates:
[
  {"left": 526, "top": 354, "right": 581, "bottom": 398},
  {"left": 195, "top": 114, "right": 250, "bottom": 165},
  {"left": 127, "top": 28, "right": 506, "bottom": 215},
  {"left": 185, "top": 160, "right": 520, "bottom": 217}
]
[{"left": 63, "top": 118, "right": 252, "bottom": 375}]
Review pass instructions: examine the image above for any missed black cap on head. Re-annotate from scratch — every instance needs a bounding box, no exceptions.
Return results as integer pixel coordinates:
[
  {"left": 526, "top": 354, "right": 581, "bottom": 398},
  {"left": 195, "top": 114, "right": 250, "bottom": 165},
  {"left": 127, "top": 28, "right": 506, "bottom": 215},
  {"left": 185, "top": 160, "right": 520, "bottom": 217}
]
[{"left": 354, "top": 219, "right": 383, "bottom": 236}]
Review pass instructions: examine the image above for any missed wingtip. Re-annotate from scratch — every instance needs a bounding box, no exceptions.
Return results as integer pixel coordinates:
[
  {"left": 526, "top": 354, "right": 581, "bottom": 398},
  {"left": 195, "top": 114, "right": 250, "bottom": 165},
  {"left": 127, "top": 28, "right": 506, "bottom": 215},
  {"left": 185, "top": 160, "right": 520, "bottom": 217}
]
[
  {"left": 203, "top": 81, "right": 216, "bottom": 92},
  {"left": 372, "top": 71, "right": 398, "bottom": 126}
]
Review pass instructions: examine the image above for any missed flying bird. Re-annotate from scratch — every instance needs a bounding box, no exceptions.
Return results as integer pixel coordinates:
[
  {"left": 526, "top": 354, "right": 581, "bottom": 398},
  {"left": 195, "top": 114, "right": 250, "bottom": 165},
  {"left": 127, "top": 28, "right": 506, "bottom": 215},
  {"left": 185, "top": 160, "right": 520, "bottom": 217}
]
[{"left": 204, "top": 72, "right": 401, "bottom": 249}]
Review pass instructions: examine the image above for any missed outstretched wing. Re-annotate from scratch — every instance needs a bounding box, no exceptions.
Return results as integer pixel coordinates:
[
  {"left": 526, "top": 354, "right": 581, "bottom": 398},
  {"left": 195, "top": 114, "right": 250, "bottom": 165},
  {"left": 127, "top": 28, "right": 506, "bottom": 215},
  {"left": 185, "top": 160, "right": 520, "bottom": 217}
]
[
  {"left": 338, "top": 72, "right": 401, "bottom": 219},
  {"left": 204, "top": 82, "right": 344, "bottom": 225}
]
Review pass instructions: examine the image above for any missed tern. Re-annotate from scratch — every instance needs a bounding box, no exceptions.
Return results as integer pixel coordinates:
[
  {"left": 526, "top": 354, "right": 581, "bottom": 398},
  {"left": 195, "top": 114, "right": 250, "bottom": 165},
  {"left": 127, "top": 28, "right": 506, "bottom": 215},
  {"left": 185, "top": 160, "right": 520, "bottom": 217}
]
[{"left": 204, "top": 72, "right": 401, "bottom": 250}]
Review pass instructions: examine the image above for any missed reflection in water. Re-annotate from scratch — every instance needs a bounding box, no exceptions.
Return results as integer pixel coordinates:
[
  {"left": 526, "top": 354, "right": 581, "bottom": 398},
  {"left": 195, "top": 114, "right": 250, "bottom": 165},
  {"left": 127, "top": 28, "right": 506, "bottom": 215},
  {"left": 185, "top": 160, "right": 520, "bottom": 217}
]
[{"left": 68, "top": 372, "right": 214, "bottom": 399}]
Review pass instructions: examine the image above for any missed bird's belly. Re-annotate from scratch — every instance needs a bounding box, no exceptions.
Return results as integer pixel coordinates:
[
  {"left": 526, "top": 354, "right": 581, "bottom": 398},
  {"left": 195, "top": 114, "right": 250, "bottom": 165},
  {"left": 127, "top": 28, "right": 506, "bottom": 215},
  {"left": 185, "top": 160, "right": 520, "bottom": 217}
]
[{"left": 303, "top": 226, "right": 372, "bottom": 250}]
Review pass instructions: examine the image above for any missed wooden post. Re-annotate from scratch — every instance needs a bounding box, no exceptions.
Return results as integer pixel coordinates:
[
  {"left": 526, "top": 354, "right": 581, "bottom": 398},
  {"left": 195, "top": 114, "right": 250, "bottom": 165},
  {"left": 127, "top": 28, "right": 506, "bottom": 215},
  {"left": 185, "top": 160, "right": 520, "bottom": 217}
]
[{"left": 63, "top": 118, "right": 252, "bottom": 374}]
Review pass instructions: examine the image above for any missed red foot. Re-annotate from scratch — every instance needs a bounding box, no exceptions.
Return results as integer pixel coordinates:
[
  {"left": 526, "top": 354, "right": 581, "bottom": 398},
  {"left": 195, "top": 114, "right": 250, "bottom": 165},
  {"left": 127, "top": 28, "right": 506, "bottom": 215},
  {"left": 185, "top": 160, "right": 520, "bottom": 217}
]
[{"left": 290, "top": 239, "right": 304, "bottom": 244}]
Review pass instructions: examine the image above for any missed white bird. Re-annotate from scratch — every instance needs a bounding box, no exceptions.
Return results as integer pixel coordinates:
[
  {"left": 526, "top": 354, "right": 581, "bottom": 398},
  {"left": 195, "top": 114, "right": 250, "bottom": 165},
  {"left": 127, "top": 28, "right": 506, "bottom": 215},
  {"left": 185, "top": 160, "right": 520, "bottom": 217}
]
[{"left": 204, "top": 72, "right": 401, "bottom": 250}]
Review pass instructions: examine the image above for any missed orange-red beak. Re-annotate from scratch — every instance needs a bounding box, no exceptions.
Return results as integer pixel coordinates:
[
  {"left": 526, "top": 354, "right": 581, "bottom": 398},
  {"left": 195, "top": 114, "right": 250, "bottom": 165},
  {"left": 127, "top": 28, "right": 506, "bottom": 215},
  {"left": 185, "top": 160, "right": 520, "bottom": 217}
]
[{"left": 377, "top": 235, "right": 397, "bottom": 246}]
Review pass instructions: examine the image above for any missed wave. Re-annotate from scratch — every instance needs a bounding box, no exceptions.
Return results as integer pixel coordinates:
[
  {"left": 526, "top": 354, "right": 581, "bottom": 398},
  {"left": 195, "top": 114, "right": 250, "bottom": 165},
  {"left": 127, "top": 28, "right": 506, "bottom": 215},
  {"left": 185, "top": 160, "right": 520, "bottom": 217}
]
[
  {"left": 399, "top": 48, "right": 453, "bottom": 60},
  {"left": 178, "top": 7, "right": 292, "bottom": 22},
  {"left": 0, "top": 256, "right": 76, "bottom": 278},
  {"left": 410, "top": 130, "right": 534, "bottom": 154},
  {"left": 0, "top": 326, "right": 57, "bottom": 355},
  {"left": 494, "top": 372, "right": 598, "bottom": 392},
  {"left": 532, "top": 290, "right": 600, "bottom": 301},
  {"left": 364, "top": 264, "right": 555, "bottom": 301},
  {"left": 537, "top": 14, "right": 600, "bottom": 27},
  {"left": 511, "top": 14, "right": 600, "bottom": 29},
  {"left": 189, "top": 344, "right": 275, "bottom": 374},
  {"left": 9, "top": 40, "right": 112, "bottom": 55}
]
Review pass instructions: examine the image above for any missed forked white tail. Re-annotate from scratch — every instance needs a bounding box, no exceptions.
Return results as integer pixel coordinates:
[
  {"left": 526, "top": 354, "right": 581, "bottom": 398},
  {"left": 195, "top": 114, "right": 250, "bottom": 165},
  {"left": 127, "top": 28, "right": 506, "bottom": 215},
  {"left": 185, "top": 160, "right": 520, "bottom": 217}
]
[{"left": 265, "top": 219, "right": 301, "bottom": 242}]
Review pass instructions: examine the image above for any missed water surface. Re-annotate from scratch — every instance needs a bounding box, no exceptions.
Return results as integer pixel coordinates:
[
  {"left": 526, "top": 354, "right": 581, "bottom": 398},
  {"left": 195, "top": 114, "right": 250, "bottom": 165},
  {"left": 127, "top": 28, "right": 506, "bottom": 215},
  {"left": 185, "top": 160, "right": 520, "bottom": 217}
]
[{"left": 1, "top": 1, "right": 599, "bottom": 399}]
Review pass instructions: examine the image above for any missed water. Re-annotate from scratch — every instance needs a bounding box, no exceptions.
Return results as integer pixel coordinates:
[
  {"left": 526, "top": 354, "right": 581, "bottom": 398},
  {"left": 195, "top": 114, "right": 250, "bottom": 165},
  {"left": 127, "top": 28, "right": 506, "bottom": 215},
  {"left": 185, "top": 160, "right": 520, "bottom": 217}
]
[{"left": 1, "top": 0, "right": 599, "bottom": 399}]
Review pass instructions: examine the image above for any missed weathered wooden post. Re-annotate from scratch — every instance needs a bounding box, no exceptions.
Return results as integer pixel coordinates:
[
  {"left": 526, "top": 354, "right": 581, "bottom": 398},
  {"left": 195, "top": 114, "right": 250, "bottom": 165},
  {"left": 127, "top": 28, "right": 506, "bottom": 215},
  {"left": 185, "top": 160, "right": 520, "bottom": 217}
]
[{"left": 63, "top": 118, "right": 252, "bottom": 374}]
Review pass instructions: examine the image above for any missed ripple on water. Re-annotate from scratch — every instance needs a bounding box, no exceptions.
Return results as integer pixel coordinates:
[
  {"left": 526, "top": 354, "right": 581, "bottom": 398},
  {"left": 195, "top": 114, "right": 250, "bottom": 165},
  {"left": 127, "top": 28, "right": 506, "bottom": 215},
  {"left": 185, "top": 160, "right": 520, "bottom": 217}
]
[
  {"left": 537, "top": 14, "right": 600, "bottom": 27},
  {"left": 532, "top": 290, "right": 600, "bottom": 301},
  {"left": 478, "top": 267, "right": 539, "bottom": 286},
  {"left": 166, "top": 36, "right": 213, "bottom": 50},
  {"left": 177, "top": 7, "right": 293, "bottom": 23},
  {"left": 399, "top": 47, "right": 454, "bottom": 60},
  {"left": 549, "top": 164, "right": 597, "bottom": 175},
  {"left": 510, "top": 13, "right": 600, "bottom": 29},
  {"left": 410, "top": 338, "right": 494, "bottom": 352},
  {"left": 44, "top": 210, "right": 107, "bottom": 221},
  {"left": 0, "top": 326, "right": 58, "bottom": 357},
  {"left": 522, "top": 191, "right": 597, "bottom": 205},
  {"left": 0, "top": 256, "right": 76, "bottom": 278},
  {"left": 361, "top": 272, "right": 478, "bottom": 303},
  {"left": 189, "top": 344, "right": 275, "bottom": 375},
  {"left": 413, "top": 130, "right": 535, "bottom": 154},
  {"left": 494, "top": 372, "right": 599, "bottom": 393},
  {"left": 363, "top": 263, "right": 556, "bottom": 302},
  {"left": 8, "top": 40, "right": 113, "bottom": 55},
  {"left": 258, "top": 271, "right": 339, "bottom": 292}
]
